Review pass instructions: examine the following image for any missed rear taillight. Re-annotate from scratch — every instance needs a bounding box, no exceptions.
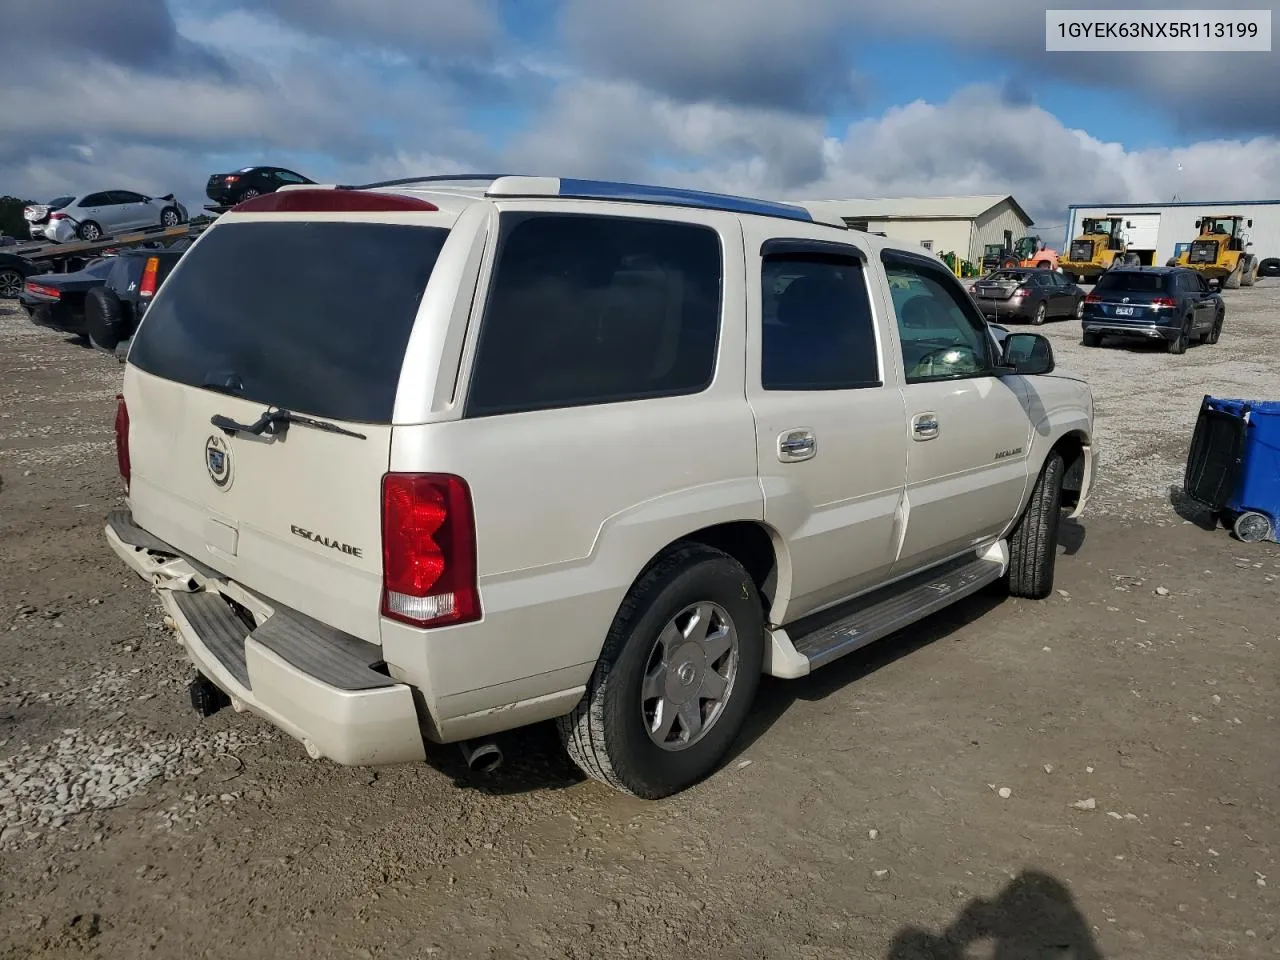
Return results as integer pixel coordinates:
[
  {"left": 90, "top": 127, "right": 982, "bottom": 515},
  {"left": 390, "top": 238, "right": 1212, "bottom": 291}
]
[
  {"left": 1014, "top": 286, "right": 1032, "bottom": 297},
  {"left": 1151, "top": 296, "right": 1177, "bottom": 308},
  {"left": 1085, "top": 292, "right": 1101, "bottom": 303},
  {"left": 223, "top": 175, "right": 239, "bottom": 183},
  {"left": 381, "top": 473, "right": 479, "bottom": 628},
  {"left": 114, "top": 395, "right": 130, "bottom": 491},
  {"left": 139, "top": 256, "right": 160, "bottom": 298},
  {"left": 49, "top": 212, "right": 68, "bottom": 221},
  {"left": 24, "top": 282, "right": 60, "bottom": 298}
]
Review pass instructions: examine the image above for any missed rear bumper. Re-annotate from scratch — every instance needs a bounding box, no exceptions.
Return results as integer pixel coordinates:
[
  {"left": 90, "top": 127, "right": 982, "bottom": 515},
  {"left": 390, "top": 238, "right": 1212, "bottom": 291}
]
[
  {"left": 1081, "top": 319, "right": 1178, "bottom": 341},
  {"left": 105, "top": 511, "right": 426, "bottom": 766},
  {"left": 976, "top": 298, "right": 1035, "bottom": 320}
]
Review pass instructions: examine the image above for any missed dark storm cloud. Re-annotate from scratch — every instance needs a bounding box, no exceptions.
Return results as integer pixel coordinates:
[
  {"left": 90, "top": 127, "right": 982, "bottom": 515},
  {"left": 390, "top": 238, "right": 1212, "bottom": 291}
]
[{"left": 560, "top": 0, "right": 865, "bottom": 112}]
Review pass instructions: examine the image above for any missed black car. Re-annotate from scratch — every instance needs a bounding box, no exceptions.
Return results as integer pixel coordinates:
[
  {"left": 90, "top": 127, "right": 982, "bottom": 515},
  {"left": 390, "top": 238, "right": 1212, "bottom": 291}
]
[
  {"left": 1081, "top": 266, "right": 1224, "bottom": 354},
  {"left": 21, "top": 246, "right": 188, "bottom": 350},
  {"left": 967, "top": 269, "right": 1085, "bottom": 325},
  {"left": 205, "top": 166, "right": 314, "bottom": 206},
  {"left": 0, "top": 251, "right": 39, "bottom": 298},
  {"left": 19, "top": 256, "right": 117, "bottom": 336}
]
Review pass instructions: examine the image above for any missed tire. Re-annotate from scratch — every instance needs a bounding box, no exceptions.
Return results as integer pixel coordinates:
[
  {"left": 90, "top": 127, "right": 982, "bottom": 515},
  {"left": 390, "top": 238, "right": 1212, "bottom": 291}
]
[
  {"left": 160, "top": 207, "right": 182, "bottom": 228},
  {"left": 235, "top": 188, "right": 261, "bottom": 205},
  {"left": 1260, "top": 257, "right": 1280, "bottom": 278},
  {"left": 559, "top": 543, "right": 764, "bottom": 799},
  {"left": 1031, "top": 302, "right": 1047, "bottom": 325},
  {"left": 77, "top": 220, "right": 103, "bottom": 242},
  {"left": 1074, "top": 299, "right": 1084, "bottom": 320},
  {"left": 1223, "top": 264, "right": 1242, "bottom": 289},
  {"left": 115, "top": 337, "right": 132, "bottom": 363},
  {"left": 1206, "top": 310, "right": 1223, "bottom": 345},
  {"left": 1082, "top": 331, "right": 1100, "bottom": 347},
  {"left": 1240, "top": 257, "right": 1256, "bottom": 287},
  {"left": 1167, "top": 318, "right": 1189, "bottom": 354},
  {"left": 1006, "top": 452, "right": 1064, "bottom": 600},
  {"left": 0, "top": 267, "right": 23, "bottom": 299},
  {"left": 85, "top": 285, "right": 129, "bottom": 350}
]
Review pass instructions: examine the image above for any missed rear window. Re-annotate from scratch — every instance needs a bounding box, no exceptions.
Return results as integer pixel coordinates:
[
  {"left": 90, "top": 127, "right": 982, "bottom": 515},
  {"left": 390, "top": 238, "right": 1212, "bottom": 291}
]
[
  {"left": 128, "top": 221, "right": 448, "bottom": 423},
  {"left": 465, "top": 213, "right": 722, "bottom": 417},
  {"left": 1094, "top": 272, "right": 1169, "bottom": 294},
  {"left": 986, "top": 271, "right": 1028, "bottom": 282},
  {"left": 47, "top": 196, "right": 74, "bottom": 209}
]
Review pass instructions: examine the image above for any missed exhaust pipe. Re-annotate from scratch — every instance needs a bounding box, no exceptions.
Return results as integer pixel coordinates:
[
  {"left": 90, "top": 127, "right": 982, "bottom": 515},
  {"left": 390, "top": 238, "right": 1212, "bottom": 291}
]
[
  {"left": 188, "top": 672, "right": 229, "bottom": 718},
  {"left": 458, "top": 738, "right": 503, "bottom": 773}
]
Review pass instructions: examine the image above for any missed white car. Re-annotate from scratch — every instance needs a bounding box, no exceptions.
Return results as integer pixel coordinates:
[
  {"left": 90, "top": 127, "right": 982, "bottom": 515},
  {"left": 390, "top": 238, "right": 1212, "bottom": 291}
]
[
  {"left": 25, "top": 190, "right": 188, "bottom": 244},
  {"left": 105, "top": 176, "right": 1096, "bottom": 798}
]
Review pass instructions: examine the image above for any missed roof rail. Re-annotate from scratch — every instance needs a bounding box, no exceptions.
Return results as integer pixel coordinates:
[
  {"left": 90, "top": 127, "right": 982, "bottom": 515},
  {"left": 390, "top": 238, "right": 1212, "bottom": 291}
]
[
  {"left": 336, "top": 173, "right": 516, "bottom": 190},
  {"left": 483, "top": 176, "right": 840, "bottom": 227}
]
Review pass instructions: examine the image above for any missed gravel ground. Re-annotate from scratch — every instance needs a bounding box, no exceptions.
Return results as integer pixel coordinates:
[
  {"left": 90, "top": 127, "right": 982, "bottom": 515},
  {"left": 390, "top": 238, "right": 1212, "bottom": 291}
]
[{"left": 0, "top": 288, "right": 1277, "bottom": 959}]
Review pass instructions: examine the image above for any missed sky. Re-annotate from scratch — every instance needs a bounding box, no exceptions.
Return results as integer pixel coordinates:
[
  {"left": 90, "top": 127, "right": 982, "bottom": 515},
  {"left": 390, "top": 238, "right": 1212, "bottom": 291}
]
[{"left": 2, "top": 0, "right": 1278, "bottom": 235}]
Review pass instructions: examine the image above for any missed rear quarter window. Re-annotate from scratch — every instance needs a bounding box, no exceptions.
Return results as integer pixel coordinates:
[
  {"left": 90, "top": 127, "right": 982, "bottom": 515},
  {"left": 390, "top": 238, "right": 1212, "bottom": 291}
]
[
  {"left": 128, "top": 221, "right": 449, "bottom": 423},
  {"left": 465, "top": 213, "right": 723, "bottom": 417}
]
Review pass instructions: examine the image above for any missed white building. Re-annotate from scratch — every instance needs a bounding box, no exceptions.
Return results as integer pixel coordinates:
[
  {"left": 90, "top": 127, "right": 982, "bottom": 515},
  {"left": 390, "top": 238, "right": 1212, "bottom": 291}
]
[
  {"left": 796, "top": 195, "right": 1035, "bottom": 264},
  {"left": 1064, "top": 199, "right": 1280, "bottom": 266}
]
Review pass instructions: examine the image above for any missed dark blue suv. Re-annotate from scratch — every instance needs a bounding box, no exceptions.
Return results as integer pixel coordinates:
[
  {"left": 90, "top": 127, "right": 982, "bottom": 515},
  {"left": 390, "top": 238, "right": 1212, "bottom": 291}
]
[{"left": 1081, "top": 266, "right": 1224, "bottom": 354}]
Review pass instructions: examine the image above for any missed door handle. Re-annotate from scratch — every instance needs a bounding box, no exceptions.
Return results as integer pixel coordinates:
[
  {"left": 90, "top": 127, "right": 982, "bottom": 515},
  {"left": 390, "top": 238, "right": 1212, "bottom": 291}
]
[
  {"left": 911, "top": 413, "right": 940, "bottom": 441},
  {"left": 778, "top": 429, "right": 816, "bottom": 463}
]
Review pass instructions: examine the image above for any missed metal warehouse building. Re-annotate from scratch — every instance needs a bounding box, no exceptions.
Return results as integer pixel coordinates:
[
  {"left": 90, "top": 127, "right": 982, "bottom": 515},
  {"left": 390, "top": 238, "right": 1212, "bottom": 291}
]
[
  {"left": 797, "top": 195, "right": 1033, "bottom": 264},
  {"left": 1065, "top": 199, "right": 1280, "bottom": 267}
]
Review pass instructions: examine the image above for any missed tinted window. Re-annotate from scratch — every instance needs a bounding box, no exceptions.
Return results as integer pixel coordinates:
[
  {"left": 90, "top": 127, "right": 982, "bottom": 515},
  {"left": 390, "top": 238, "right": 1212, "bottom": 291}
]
[
  {"left": 81, "top": 193, "right": 109, "bottom": 206},
  {"left": 46, "top": 196, "right": 74, "bottom": 210},
  {"left": 129, "top": 221, "right": 448, "bottom": 423},
  {"left": 761, "top": 254, "right": 879, "bottom": 390},
  {"left": 1094, "top": 272, "right": 1168, "bottom": 294},
  {"left": 112, "top": 191, "right": 148, "bottom": 203},
  {"left": 466, "top": 214, "right": 722, "bottom": 417},
  {"left": 276, "top": 171, "right": 309, "bottom": 183},
  {"left": 884, "top": 253, "right": 992, "bottom": 383},
  {"left": 987, "top": 271, "right": 1029, "bottom": 282}
]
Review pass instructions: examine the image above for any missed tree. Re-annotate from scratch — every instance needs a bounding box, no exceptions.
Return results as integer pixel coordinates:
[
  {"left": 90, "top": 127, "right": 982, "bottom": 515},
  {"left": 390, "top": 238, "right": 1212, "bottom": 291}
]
[{"left": 0, "top": 195, "right": 35, "bottom": 241}]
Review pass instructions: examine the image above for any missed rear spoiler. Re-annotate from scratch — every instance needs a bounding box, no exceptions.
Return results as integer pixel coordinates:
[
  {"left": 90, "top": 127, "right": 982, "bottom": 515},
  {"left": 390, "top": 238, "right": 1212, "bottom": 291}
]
[{"left": 159, "top": 193, "right": 175, "bottom": 201}]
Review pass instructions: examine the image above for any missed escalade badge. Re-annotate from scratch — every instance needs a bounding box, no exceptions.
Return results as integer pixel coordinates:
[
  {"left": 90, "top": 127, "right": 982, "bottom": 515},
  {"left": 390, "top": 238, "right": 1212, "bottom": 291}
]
[{"left": 205, "top": 435, "right": 232, "bottom": 489}]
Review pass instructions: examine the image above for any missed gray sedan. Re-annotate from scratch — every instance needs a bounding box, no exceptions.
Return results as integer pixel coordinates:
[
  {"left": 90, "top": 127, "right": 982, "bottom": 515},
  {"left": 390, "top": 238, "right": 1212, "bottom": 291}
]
[{"left": 968, "top": 269, "right": 1085, "bottom": 325}]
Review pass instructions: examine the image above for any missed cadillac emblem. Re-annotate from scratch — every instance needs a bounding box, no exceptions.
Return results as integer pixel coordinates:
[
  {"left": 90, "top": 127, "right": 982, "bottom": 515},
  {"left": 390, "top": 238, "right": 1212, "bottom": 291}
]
[{"left": 205, "top": 435, "right": 232, "bottom": 489}]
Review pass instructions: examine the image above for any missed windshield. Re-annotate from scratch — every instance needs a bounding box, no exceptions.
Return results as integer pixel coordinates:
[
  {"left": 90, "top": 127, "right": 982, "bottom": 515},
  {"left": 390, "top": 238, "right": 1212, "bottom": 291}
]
[
  {"left": 984, "top": 244, "right": 1004, "bottom": 254},
  {"left": 1094, "top": 272, "right": 1169, "bottom": 294},
  {"left": 1201, "top": 218, "right": 1236, "bottom": 235},
  {"left": 1081, "top": 219, "right": 1114, "bottom": 236},
  {"left": 129, "top": 220, "right": 449, "bottom": 423}
]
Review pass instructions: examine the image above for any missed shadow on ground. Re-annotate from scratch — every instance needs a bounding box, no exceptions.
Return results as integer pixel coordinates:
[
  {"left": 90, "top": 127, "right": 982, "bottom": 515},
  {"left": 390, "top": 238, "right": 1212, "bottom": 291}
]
[{"left": 886, "top": 870, "right": 1104, "bottom": 959}]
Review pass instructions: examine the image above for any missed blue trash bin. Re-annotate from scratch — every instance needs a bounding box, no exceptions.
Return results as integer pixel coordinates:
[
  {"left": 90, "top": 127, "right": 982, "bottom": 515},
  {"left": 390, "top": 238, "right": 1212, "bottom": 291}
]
[{"left": 1184, "top": 395, "right": 1280, "bottom": 542}]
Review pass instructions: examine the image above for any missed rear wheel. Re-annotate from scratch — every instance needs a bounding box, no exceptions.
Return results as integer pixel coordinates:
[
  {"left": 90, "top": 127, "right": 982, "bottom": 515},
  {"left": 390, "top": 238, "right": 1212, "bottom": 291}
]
[
  {"left": 559, "top": 543, "right": 764, "bottom": 798},
  {"left": 1082, "top": 331, "right": 1100, "bottom": 347},
  {"left": 1074, "top": 299, "right": 1084, "bottom": 320},
  {"left": 1031, "top": 302, "right": 1047, "bottom": 325},
  {"left": 1167, "top": 318, "right": 1189, "bottom": 354},
  {"left": 1206, "top": 310, "right": 1224, "bottom": 344},
  {"left": 77, "top": 220, "right": 102, "bottom": 242},
  {"left": 1006, "top": 452, "right": 1065, "bottom": 600},
  {"left": 85, "top": 286, "right": 130, "bottom": 350},
  {"left": 235, "top": 188, "right": 261, "bottom": 205},
  {"left": 0, "top": 267, "right": 22, "bottom": 299}
]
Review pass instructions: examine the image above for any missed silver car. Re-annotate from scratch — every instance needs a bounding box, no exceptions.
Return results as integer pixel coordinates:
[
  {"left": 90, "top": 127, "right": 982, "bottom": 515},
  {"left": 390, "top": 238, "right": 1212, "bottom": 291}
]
[{"left": 25, "top": 191, "right": 188, "bottom": 244}]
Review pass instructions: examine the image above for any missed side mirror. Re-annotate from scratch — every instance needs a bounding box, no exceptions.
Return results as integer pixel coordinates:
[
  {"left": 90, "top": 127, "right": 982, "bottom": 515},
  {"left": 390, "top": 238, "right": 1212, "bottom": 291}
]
[
  {"left": 1194, "top": 219, "right": 1201, "bottom": 228},
  {"left": 1001, "top": 332, "right": 1055, "bottom": 376},
  {"left": 1246, "top": 242, "right": 1253, "bottom": 248},
  {"left": 1126, "top": 221, "right": 1133, "bottom": 229}
]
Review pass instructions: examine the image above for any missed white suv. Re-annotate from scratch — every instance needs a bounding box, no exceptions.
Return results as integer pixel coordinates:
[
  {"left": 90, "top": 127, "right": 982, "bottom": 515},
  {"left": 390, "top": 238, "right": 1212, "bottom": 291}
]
[{"left": 106, "top": 175, "right": 1095, "bottom": 798}]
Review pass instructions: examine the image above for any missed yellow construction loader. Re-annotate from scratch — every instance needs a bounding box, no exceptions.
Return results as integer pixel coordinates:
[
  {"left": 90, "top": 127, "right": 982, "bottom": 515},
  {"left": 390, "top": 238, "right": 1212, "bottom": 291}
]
[
  {"left": 1174, "top": 215, "right": 1258, "bottom": 288},
  {"left": 1058, "top": 216, "right": 1137, "bottom": 283}
]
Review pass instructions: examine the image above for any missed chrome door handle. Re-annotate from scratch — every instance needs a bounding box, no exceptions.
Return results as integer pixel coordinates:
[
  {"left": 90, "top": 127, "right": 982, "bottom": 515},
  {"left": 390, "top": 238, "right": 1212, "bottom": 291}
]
[
  {"left": 778, "top": 429, "right": 816, "bottom": 462},
  {"left": 912, "top": 413, "right": 940, "bottom": 441}
]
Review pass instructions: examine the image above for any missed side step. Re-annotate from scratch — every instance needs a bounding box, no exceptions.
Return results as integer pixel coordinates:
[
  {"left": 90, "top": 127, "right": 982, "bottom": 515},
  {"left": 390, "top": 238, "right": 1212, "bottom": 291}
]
[{"left": 781, "top": 549, "right": 1006, "bottom": 673}]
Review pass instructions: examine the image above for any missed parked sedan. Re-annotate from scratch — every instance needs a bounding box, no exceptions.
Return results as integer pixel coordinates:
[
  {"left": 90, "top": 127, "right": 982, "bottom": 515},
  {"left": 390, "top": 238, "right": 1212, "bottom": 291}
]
[
  {"left": 19, "top": 257, "right": 118, "bottom": 337},
  {"left": 205, "top": 166, "right": 314, "bottom": 206},
  {"left": 25, "top": 191, "right": 188, "bottom": 243},
  {"left": 968, "top": 269, "right": 1085, "bottom": 325},
  {"left": 1081, "top": 266, "right": 1224, "bottom": 354}
]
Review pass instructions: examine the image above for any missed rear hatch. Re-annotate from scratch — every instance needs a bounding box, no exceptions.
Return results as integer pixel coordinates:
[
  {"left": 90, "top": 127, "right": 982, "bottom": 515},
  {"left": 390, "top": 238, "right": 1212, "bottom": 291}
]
[
  {"left": 1088, "top": 272, "right": 1171, "bottom": 321},
  {"left": 122, "top": 217, "right": 449, "bottom": 642}
]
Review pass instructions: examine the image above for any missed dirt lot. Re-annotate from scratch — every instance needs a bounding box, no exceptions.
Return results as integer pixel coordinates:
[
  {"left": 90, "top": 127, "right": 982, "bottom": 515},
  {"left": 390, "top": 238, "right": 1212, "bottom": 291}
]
[{"left": 1, "top": 286, "right": 1277, "bottom": 960}]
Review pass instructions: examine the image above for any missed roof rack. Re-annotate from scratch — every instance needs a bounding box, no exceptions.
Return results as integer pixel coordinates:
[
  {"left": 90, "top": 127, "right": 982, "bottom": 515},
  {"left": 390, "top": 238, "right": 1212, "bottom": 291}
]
[
  {"left": 336, "top": 174, "right": 514, "bottom": 190},
  {"left": 336, "top": 173, "right": 843, "bottom": 228},
  {"left": 483, "top": 176, "right": 841, "bottom": 227}
]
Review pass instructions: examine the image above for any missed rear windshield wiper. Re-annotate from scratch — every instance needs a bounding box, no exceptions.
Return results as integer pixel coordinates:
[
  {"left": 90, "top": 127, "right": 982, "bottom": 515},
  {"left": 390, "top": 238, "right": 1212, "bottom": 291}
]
[{"left": 211, "top": 408, "right": 366, "bottom": 440}]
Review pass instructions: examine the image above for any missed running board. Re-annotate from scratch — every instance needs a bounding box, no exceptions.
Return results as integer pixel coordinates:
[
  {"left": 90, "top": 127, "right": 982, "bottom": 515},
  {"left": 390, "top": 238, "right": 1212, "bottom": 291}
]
[{"left": 766, "top": 545, "right": 1007, "bottom": 678}]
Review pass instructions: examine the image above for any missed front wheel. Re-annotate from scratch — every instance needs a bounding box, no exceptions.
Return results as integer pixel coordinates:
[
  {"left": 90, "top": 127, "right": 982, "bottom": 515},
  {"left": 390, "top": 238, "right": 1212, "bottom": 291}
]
[
  {"left": 160, "top": 207, "right": 181, "bottom": 228},
  {"left": 1006, "top": 452, "right": 1065, "bottom": 599},
  {"left": 559, "top": 543, "right": 764, "bottom": 798}
]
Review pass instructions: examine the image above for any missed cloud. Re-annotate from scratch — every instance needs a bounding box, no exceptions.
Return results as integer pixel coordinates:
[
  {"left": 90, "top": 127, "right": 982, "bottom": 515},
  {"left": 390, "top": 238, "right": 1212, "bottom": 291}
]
[
  {"left": 560, "top": 0, "right": 863, "bottom": 112},
  {"left": 248, "top": 0, "right": 501, "bottom": 58}
]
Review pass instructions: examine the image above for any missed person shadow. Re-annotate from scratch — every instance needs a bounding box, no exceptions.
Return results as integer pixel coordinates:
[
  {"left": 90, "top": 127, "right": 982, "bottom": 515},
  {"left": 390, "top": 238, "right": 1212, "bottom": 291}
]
[{"left": 886, "top": 870, "right": 1104, "bottom": 960}]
